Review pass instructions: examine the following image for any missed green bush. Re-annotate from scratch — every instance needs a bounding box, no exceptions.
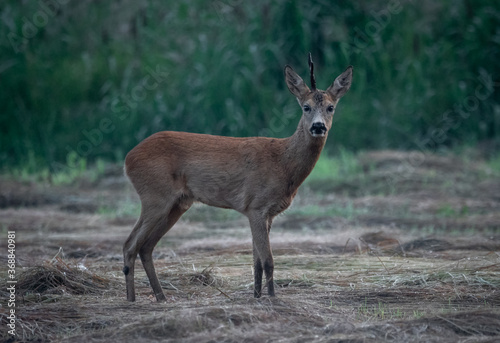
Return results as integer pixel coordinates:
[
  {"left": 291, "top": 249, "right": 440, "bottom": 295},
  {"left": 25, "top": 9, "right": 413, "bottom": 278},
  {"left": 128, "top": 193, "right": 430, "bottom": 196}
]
[{"left": 1, "top": 0, "right": 499, "bottom": 172}]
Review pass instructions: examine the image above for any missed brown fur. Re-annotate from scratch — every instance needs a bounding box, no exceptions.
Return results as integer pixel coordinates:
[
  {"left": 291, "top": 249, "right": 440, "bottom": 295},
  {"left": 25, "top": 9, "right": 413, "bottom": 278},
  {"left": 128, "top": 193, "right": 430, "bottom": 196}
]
[{"left": 123, "top": 62, "right": 353, "bottom": 301}]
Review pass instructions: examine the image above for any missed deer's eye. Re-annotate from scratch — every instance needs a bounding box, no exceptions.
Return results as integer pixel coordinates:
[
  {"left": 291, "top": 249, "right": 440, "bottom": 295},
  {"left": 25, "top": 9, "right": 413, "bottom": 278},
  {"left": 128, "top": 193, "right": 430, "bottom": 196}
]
[
  {"left": 327, "top": 105, "right": 334, "bottom": 113},
  {"left": 303, "top": 104, "right": 311, "bottom": 112}
]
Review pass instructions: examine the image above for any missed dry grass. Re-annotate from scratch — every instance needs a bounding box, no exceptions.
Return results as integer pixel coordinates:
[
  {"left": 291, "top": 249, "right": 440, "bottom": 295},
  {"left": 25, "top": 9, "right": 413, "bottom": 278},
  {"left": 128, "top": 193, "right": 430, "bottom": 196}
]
[
  {"left": 2, "top": 243, "right": 498, "bottom": 342},
  {"left": 1, "top": 150, "right": 499, "bottom": 342},
  {"left": 15, "top": 257, "right": 112, "bottom": 296}
]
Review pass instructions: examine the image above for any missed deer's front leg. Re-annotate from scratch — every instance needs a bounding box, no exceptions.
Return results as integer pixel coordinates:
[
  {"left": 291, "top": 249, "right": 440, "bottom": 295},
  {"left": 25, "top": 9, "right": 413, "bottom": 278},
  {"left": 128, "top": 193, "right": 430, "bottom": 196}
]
[
  {"left": 264, "top": 255, "right": 275, "bottom": 297},
  {"left": 249, "top": 214, "right": 275, "bottom": 298},
  {"left": 252, "top": 244, "right": 263, "bottom": 298}
]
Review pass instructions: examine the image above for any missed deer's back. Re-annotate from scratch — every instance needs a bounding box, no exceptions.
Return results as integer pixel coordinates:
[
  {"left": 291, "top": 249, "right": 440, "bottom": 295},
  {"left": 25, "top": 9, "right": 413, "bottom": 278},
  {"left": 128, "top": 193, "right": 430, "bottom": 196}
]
[{"left": 125, "top": 131, "right": 291, "bottom": 213}]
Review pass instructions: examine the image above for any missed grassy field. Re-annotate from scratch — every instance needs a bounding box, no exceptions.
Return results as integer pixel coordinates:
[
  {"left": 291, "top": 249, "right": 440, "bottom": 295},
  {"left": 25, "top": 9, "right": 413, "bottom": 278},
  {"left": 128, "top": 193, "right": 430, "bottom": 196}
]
[{"left": 1, "top": 150, "right": 499, "bottom": 342}]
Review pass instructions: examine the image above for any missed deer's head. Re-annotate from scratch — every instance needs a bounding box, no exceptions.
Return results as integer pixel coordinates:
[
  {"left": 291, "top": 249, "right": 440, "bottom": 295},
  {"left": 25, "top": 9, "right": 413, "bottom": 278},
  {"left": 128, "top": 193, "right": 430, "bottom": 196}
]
[{"left": 285, "top": 55, "right": 352, "bottom": 138}]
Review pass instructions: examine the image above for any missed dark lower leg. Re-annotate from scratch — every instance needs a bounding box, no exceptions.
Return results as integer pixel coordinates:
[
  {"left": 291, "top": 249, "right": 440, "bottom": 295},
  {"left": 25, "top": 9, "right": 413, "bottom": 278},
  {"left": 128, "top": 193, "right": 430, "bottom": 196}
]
[
  {"left": 254, "top": 258, "right": 263, "bottom": 298},
  {"left": 123, "top": 218, "right": 143, "bottom": 302},
  {"left": 264, "top": 259, "right": 275, "bottom": 296},
  {"left": 124, "top": 261, "right": 136, "bottom": 301},
  {"left": 140, "top": 248, "right": 166, "bottom": 301}
]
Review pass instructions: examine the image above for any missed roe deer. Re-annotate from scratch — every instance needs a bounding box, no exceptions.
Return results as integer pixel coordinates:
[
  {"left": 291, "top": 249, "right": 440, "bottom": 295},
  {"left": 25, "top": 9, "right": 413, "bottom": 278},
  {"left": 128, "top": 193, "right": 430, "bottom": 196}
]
[{"left": 123, "top": 55, "right": 353, "bottom": 301}]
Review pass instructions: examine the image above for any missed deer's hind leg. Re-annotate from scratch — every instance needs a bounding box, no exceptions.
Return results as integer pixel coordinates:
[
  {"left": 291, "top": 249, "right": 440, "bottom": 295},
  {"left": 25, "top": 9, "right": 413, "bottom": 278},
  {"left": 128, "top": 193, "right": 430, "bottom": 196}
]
[
  {"left": 123, "top": 194, "right": 192, "bottom": 302},
  {"left": 123, "top": 216, "right": 144, "bottom": 302},
  {"left": 139, "top": 196, "right": 192, "bottom": 301}
]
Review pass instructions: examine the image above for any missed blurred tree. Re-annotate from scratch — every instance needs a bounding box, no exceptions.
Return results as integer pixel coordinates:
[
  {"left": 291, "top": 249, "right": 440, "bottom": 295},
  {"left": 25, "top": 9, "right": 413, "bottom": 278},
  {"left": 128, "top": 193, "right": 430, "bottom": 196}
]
[{"left": 0, "top": 0, "right": 498, "bottom": 172}]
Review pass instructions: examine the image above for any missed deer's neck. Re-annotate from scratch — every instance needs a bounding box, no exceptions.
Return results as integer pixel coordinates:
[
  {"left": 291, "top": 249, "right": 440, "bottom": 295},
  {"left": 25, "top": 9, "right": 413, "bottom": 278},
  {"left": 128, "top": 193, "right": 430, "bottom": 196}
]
[{"left": 282, "top": 119, "right": 326, "bottom": 191}]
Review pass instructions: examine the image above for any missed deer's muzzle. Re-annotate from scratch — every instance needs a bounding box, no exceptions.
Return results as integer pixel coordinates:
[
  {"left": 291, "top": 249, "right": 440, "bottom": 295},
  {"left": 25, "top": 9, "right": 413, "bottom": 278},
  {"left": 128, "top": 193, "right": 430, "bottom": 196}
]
[{"left": 310, "top": 122, "right": 327, "bottom": 137}]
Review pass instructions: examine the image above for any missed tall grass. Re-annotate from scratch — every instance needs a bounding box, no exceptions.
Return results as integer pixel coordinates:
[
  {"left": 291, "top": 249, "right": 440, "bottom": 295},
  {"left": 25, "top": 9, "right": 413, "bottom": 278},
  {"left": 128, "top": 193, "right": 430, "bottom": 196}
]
[{"left": 1, "top": 0, "right": 499, "bottom": 172}]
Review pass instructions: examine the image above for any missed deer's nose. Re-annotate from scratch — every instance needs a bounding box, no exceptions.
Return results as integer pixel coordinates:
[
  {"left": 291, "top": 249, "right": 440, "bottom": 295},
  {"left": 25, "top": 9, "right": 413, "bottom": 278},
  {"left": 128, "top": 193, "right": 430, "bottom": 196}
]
[{"left": 310, "top": 122, "right": 327, "bottom": 136}]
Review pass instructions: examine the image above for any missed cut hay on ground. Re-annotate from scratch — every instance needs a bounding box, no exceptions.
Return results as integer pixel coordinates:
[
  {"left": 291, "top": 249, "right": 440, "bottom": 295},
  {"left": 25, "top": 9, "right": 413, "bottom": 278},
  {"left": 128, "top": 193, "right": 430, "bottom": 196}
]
[
  {"left": 15, "top": 256, "right": 112, "bottom": 296},
  {"left": 1, "top": 150, "right": 499, "bottom": 342}
]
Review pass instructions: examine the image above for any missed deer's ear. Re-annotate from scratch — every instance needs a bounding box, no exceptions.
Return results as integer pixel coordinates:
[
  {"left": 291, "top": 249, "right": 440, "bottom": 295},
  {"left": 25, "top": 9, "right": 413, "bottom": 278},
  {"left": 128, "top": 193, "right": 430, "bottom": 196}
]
[
  {"left": 327, "top": 66, "right": 353, "bottom": 99},
  {"left": 284, "top": 66, "right": 310, "bottom": 100}
]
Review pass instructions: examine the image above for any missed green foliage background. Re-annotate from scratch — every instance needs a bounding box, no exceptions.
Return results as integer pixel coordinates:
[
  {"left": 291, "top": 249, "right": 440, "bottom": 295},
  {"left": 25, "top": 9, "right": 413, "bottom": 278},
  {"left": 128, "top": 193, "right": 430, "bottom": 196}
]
[{"left": 1, "top": 0, "right": 499, "bottom": 172}]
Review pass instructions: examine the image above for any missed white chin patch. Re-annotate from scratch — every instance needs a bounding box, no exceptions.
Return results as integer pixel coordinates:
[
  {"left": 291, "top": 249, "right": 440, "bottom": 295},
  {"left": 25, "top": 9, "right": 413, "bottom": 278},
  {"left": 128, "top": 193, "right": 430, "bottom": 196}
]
[{"left": 310, "top": 132, "right": 326, "bottom": 138}]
